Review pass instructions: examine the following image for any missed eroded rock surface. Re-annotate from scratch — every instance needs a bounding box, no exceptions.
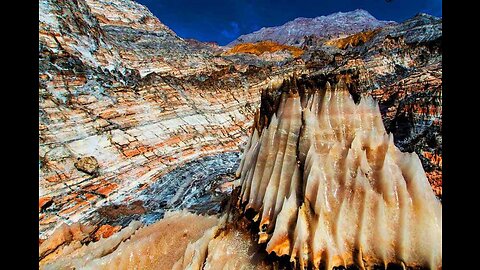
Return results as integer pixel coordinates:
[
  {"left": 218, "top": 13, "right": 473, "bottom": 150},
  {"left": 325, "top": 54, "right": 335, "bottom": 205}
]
[
  {"left": 39, "top": 211, "right": 218, "bottom": 270},
  {"left": 39, "top": 0, "right": 442, "bottom": 255},
  {"left": 41, "top": 76, "right": 442, "bottom": 270},
  {"left": 39, "top": 0, "right": 303, "bottom": 238}
]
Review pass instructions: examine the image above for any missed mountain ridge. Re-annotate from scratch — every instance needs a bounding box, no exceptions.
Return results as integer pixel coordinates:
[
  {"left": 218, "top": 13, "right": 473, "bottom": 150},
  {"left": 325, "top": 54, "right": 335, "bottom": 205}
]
[{"left": 227, "top": 9, "right": 397, "bottom": 47}]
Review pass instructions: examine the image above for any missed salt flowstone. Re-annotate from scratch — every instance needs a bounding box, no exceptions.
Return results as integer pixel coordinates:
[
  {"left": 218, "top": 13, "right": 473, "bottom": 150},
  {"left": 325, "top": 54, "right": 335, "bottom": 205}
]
[{"left": 236, "top": 78, "right": 442, "bottom": 269}]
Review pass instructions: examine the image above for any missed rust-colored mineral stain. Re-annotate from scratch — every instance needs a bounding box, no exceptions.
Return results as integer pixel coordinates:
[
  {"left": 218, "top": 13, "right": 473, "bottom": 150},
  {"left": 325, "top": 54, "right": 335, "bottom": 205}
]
[
  {"left": 325, "top": 29, "right": 380, "bottom": 49},
  {"left": 96, "top": 183, "right": 118, "bottom": 197},
  {"left": 123, "top": 148, "right": 141, "bottom": 157},
  {"left": 39, "top": 196, "right": 53, "bottom": 211},
  {"left": 93, "top": 224, "right": 122, "bottom": 241}
]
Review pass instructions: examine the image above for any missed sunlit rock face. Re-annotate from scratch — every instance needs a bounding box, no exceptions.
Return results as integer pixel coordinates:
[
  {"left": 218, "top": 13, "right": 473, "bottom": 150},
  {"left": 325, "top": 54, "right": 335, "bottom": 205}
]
[{"left": 236, "top": 77, "right": 442, "bottom": 269}]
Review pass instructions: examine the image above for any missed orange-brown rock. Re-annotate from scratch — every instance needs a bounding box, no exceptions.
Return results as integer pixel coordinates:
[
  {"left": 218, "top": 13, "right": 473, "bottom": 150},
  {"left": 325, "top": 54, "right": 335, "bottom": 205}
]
[
  {"left": 39, "top": 196, "right": 53, "bottom": 212},
  {"left": 39, "top": 222, "right": 96, "bottom": 261},
  {"left": 225, "top": 40, "right": 304, "bottom": 58},
  {"left": 325, "top": 29, "right": 380, "bottom": 49},
  {"left": 93, "top": 224, "right": 122, "bottom": 241},
  {"left": 39, "top": 211, "right": 219, "bottom": 269}
]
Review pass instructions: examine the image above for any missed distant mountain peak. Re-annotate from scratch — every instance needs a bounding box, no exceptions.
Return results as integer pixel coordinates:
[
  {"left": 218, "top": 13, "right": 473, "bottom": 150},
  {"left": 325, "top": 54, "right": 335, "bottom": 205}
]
[
  {"left": 228, "top": 9, "right": 395, "bottom": 47},
  {"left": 413, "top": 12, "right": 441, "bottom": 20},
  {"left": 322, "top": 9, "right": 373, "bottom": 17}
]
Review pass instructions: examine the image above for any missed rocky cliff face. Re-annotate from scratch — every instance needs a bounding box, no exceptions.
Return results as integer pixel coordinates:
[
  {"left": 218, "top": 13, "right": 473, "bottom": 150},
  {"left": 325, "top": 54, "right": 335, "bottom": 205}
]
[
  {"left": 39, "top": 0, "right": 442, "bottom": 246},
  {"left": 38, "top": 0, "right": 301, "bottom": 238},
  {"left": 84, "top": 0, "right": 226, "bottom": 77},
  {"left": 229, "top": 9, "right": 395, "bottom": 46}
]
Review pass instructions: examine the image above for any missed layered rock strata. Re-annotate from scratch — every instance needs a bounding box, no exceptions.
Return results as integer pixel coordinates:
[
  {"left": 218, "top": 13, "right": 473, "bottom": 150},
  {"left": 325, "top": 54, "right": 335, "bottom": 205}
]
[
  {"left": 39, "top": 0, "right": 305, "bottom": 238},
  {"left": 39, "top": 76, "right": 442, "bottom": 270},
  {"left": 84, "top": 0, "right": 221, "bottom": 77},
  {"left": 38, "top": 64, "right": 291, "bottom": 237}
]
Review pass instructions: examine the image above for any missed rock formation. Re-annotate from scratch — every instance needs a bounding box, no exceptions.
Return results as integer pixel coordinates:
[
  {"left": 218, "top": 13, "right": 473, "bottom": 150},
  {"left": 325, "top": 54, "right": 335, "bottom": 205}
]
[
  {"left": 39, "top": 0, "right": 301, "bottom": 238},
  {"left": 39, "top": 76, "right": 442, "bottom": 270},
  {"left": 297, "top": 13, "right": 442, "bottom": 197},
  {"left": 236, "top": 77, "right": 442, "bottom": 269},
  {"left": 39, "top": 0, "right": 442, "bottom": 268},
  {"left": 78, "top": 211, "right": 218, "bottom": 270}
]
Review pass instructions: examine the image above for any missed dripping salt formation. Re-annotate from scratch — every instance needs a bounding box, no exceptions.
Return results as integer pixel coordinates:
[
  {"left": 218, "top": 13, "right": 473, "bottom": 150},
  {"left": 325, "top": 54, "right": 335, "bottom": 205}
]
[
  {"left": 39, "top": 211, "right": 219, "bottom": 269},
  {"left": 235, "top": 76, "right": 442, "bottom": 269}
]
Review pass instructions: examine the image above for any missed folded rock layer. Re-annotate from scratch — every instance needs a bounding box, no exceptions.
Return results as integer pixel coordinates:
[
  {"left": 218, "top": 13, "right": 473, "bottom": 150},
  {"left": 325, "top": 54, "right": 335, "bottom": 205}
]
[{"left": 236, "top": 77, "right": 442, "bottom": 269}]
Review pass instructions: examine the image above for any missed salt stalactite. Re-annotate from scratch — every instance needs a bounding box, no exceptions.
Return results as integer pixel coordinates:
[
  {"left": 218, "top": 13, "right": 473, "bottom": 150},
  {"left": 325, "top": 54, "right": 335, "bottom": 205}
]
[
  {"left": 172, "top": 226, "right": 219, "bottom": 270},
  {"left": 173, "top": 215, "right": 273, "bottom": 270},
  {"left": 237, "top": 78, "right": 442, "bottom": 269},
  {"left": 202, "top": 229, "right": 273, "bottom": 270}
]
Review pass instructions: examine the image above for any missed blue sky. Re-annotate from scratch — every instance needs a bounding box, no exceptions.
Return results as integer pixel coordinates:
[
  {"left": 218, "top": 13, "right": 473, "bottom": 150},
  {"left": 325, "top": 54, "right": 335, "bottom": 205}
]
[{"left": 136, "top": 0, "right": 442, "bottom": 45}]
